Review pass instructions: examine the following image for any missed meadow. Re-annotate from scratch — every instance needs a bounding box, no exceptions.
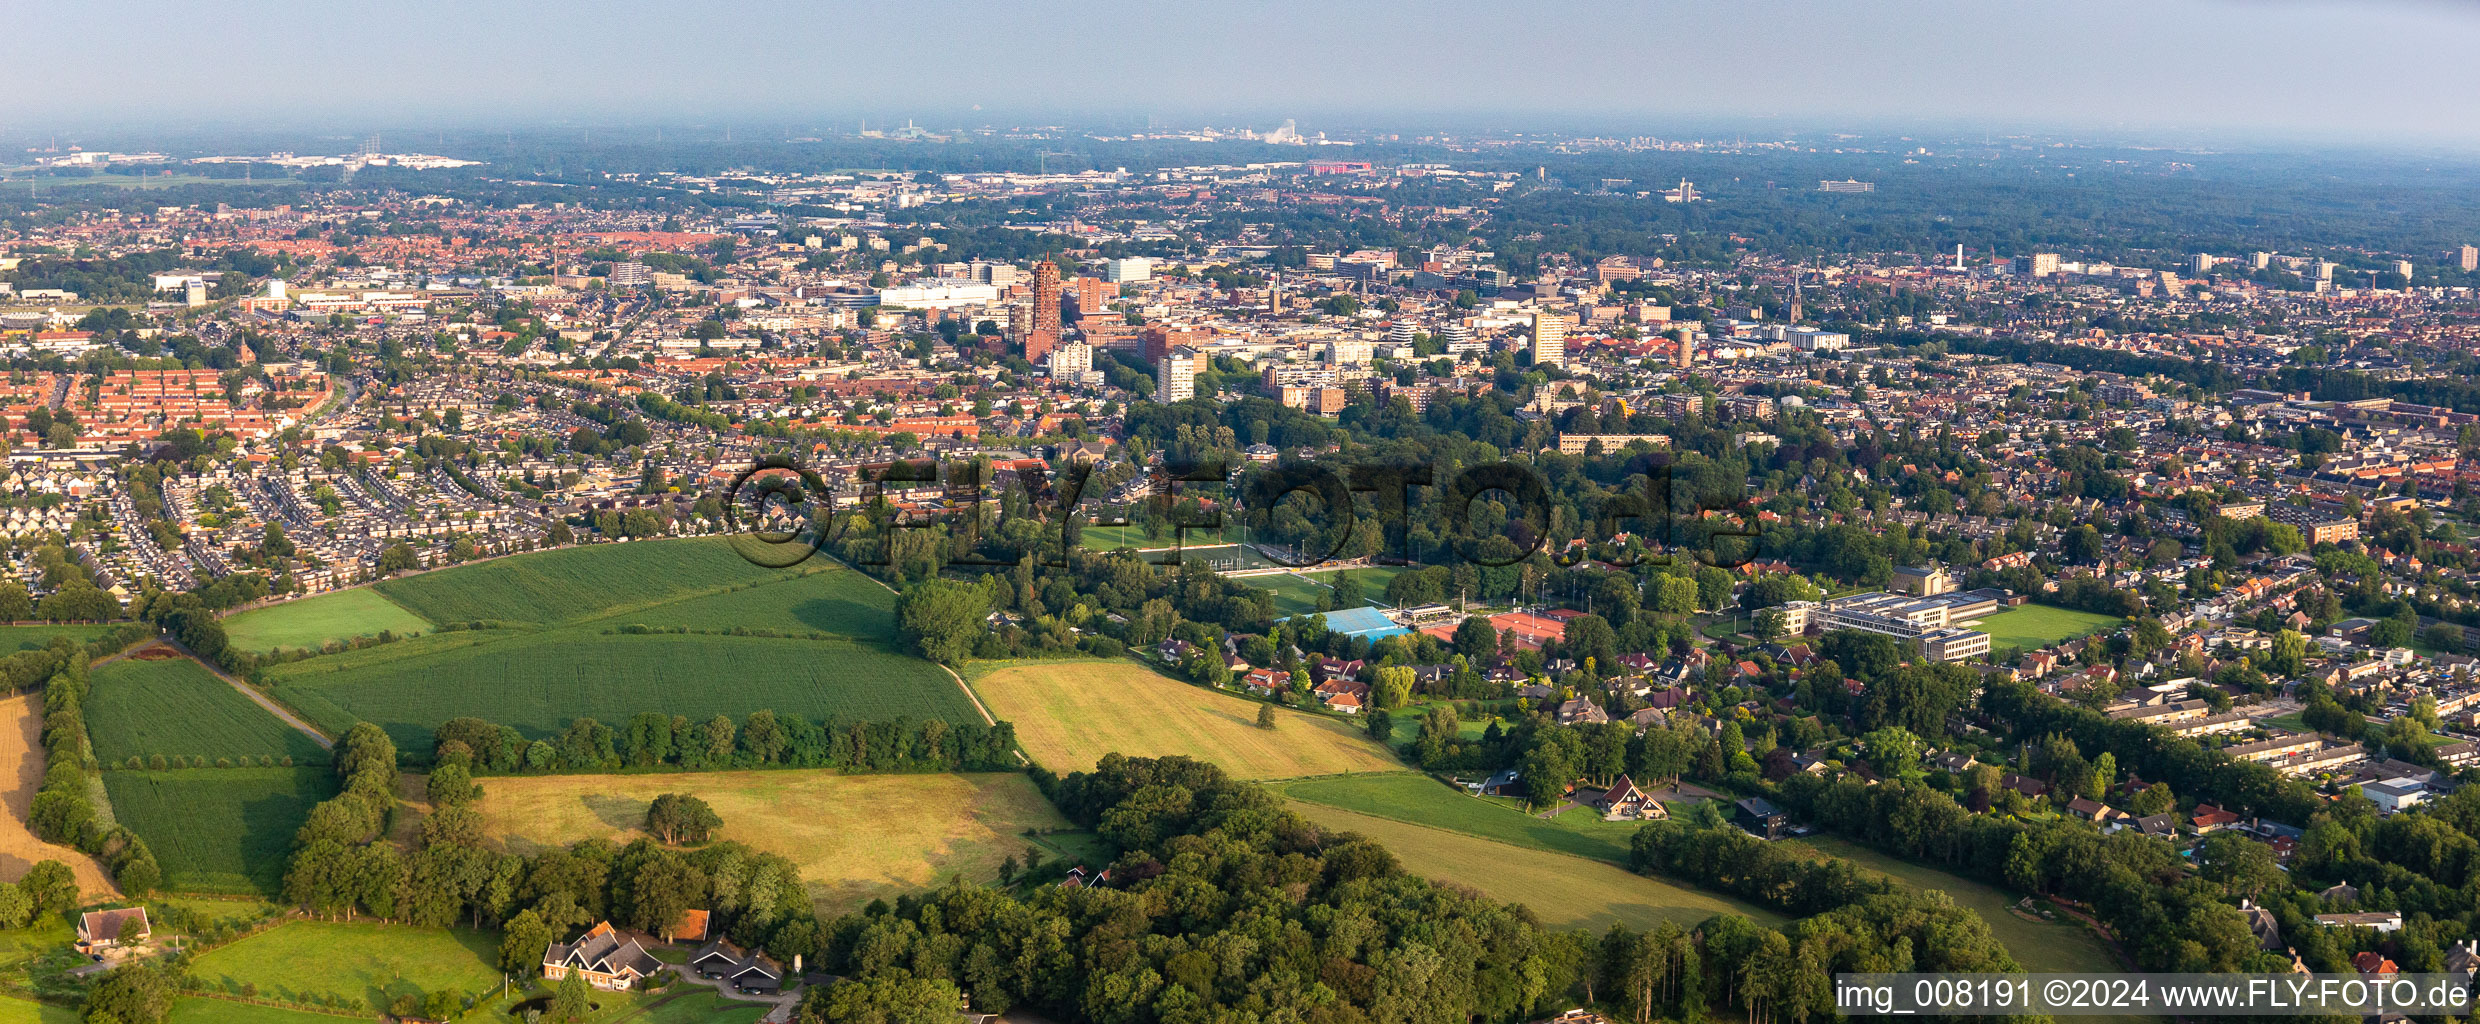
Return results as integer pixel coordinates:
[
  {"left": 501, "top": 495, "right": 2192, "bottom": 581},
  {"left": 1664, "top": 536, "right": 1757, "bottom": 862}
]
[
  {"left": 221, "top": 589, "right": 434, "bottom": 654},
  {"left": 188, "top": 920, "right": 501, "bottom": 1009},
  {"left": 1789, "top": 835, "right": 2121, "bottom": 974},
  {"left": 1281, "top": 773, "right": 1656, "bottom": 865},
  {"left": 1969, "top": 603, "right": 2124, "bottom": 654},
  {"left": 0, "top": 998, "right": 76, "bottom": 1024},
  {"left": 970, "top": 659, "right": 1403, "bottom": 779},
  {"left": 267, "top": 631, "right": 970, "bottom": 750},
  {"left": 0, "top": 624, "right": 121, "bottom": 653},
  {"left": 88, "top": 657, "right": 328, "bottom": 766},
  {"left": 166, "top": 999, "right": 364, "bottom": 1024},
  {"left": 1288, "top": 801, "right": 1783, "bottom": 932},
  {"left": 101, "top": 767, "right": 336, "bottom": 895},
  {"left": 371, "top": 538, "right": 814, "bottom": 627},
  {"left": 473, "top": 770, "right": 1070, "bottom": 913}
]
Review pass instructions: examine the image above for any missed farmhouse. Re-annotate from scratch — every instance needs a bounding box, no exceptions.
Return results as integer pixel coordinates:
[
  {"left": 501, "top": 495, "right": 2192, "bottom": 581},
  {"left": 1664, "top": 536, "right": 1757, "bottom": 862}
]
[
  {"left": 543, "top": 922, "right": 664, "bottom": 990},
  {"left": 690, "top": 939, "right": 787, "bottom": 995},
  {"left": 75, "top": 908, "right": 150, "bottom": 954}
]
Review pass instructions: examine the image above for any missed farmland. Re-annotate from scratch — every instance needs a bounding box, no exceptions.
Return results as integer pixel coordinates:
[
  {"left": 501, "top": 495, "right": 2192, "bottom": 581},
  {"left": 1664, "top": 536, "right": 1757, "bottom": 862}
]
[
  {"left": 0, "top": 694, "right": 115, "bottom": 898},
  {"left": 88, "top": 657, "right": 327, "bottom": 766},
  {"left": 370, "top": 538, "right": 817, "bottom": 627},
  {"left": 223, "top": 541, "right": 966, "bottom": 751},
  {"left": 221, "top": 588, "right": 434, "bottom": 654},
  {"left": 267, "top": 631, "right": 968, "bottom": 750},
  {"left": 1289, "top": 801, "right": 1783, "bottom": 932},
  {"left": 188, "top": 919, "right": 501, "bottom": 1008},
  {"left": 1282, "top": 773, "right": 1657, "bottom": 865},
  {"left": 1969, "top": 604, "right": 2124, "bottom": 654},
  {"left": 101, "top": 767, "right": 335, "bottom": 895},
  {"left": 970, "top": 659, "right": 1403, "bottom": 779},
  {"left": 473, "top": 770, "right": 1070, "bottom": 913}
]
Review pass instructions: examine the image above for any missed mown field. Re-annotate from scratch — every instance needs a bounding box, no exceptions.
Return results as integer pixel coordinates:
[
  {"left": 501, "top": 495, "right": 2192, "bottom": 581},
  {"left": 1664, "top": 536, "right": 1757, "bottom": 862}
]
[
  {"left": 1281, "top": 773, "right": 1659, "bottom": 864},
  {"left": 473, "top": 770, "right": 1070, "bottom": 914},
  {"left": 224, "top": 541, "right": 962, "bottom": 751},
  {"left": 370, "top": 538, "right": 817, "bottom": 627},
  {"left": 188, "top": 919, "right": 501, "bottom": 1009},
  {"left": 1970, "top": 603, "right": 2123, "bottom": 653},
  {"left": 1789, "top": 835, "right": 2122, "bottom": 974},
  {"left": 268, "top": 631, "right": 969, "bottom": 750},
  {"left": 971, "top": 659, "right": 1403, "bottom": 779},
  {"left": 1289, "top": 801, "right": 1783, "bottom": 932},
  {"left": 0, "top": 997, "right": 76, "bottom": 1024},
  {"left": 0, "top": 624, "right": 120, "bottom": 653},
  {"left": 1257, "top": 566, "right": 1410, "bottom": 618},
  {"left": 88, "top": 657, "right": 327, "bottom": 766},
  {"left": 221, "top": 588, "right": 434, "bottom": 654},
  {"left": 101, "top": 767, "right": 335, "bottom": 895}
]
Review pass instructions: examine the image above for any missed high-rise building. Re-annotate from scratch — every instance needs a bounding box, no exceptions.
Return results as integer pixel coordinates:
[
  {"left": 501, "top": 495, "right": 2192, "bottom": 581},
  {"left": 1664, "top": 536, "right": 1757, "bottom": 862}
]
[
  {"left": 2250, "top": 251, "right": 2274, "bottom": 271},
  {"left": 1070, "top": 277, "right": 1112, "bottom": 320},
  {"left": 2190, "top": 253, "right": 2218, "bottom": 275},
  {"left": 2395, "top": 259, "right": 2416, "bottom": 282},
  {"left": 1674, "top": 328, "right": 1695, "bottom": 367},
  {"left": 1530, "top": 311, "right": 1573, "bottom": 368},
  {"left": 2311, "top": 260, "right": 2336, "bottom": 281},
  {"left": 1048, "top": 340, "right": 1092, "bottom": 380},
  {"left": 1030, "top": 260, "right": 1062, "bottom": 336},
  {"left": 1157, "top": 347, "right": 1202, "bottom": 404},
  {"left": 2460, "top": 245, "right": 2479, "bottom": 273},
  {"left": 1025, "top": 329, "right": 1058, "bottom": 365},
  {"left": 608, "top": 263, "right": 650, "bottom": 288},
  {"left": 1103, "top": 257, "right": 1152, "bottom": 283},
  {"left": 2016, "top": 253, "right": 2059, "bottom": 278}
]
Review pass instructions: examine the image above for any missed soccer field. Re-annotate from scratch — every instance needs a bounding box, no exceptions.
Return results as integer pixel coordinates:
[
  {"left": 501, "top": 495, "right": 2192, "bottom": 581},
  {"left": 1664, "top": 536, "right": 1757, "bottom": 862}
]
[{"left": 1969, "top": 603, "right": 2124, "bottom": 653}]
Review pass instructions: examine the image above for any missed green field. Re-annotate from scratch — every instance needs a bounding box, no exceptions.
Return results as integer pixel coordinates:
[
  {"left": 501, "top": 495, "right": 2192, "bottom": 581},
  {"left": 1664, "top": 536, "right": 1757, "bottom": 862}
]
[
  {"left": 1282, "top": 773, "right": 1664, "bottom": 864},
  {"left": 189, "top": 920, "right": 501, "bottom": 1009},
  {"left": 268, "top": 631, "right": 969, "bottom": 750},
  {"left": 627, "top": 991, "right": 771, "bottom": 1024},
  {"left": 1257, "top": 566, "right": 1412, "bottom": 618},
  {"left": 373, "top": 538, "right": 818, "bottom": 627},
  {"left": 221, "top": 589, "right": 434, "bottom": 654},
  {"left": 1078, "top": 521, "right": 1246, "bottom": 552},
  {"left": 168, "top": 999, "right": 364, "bottom": 1024},
  {"left": 0, "top": 998, "right": 77, "bottom": 1024},
  {"left": 236, "top": 541, "right": 970, "bottom": 751},
  {"left": 1290, "top": 801, "right": 1783, "bottom": 932},
  {"left": 971, "top": 659, "right": 1402, "bottom": 779},
  {"left": 1969, "top": 604, "right": 2124, "bottom": 653},
  {"left": 1789, "top": 835, "right": 2121, "bottom": 974},
  {"left": 88, "top": 658, "right": 327, "bottom": 766},
  {"left": 102, "top": 768, "right": 336, "bottom": 895},
  {"left": 0, "top": 624, "right": 121, "bottom": 653}
]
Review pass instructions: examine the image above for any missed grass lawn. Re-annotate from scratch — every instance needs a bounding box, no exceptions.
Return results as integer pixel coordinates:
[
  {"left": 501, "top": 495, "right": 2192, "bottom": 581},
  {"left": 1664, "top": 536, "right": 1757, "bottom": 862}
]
[
  {"left": 1788, "top": 835, "right": 2120, "bottom": 974},
  {"left": 190, "top": 920, "right": 502, "bottom": 1009},
  {"left": 102, "top": 767, "right": 336, "bottom": 895},
  {"left": 168, "top": 999, "right": 367, "bottom": 1024},
  {"left": 221, "top": 589, "right": 434, "bottom": 654},
  {"left": 2263, "top": 711, "right": 2311, "bottom": 733},
  {"left": 88, "top": 657, "right": 328, "bottom": 766},
  {"left": 472, "top": 770, "right": 1070, "bottom": 914},
  {"left": 0, "top": 624, "right": 121, "bottom": 654},
  {"left": 1969, "top": 604, "right": 2124, "bottom": 653},
  {"left": 970, "top": 659, "right": 1403, "bottom": 779},
  {"left": 0, "top": 998, "right": 78, "bottom": 1024},
  {"left": 1289, "top": 801, "right": 1783, "bottom": 932},
  {"left": 1255, "top": 566, "right": 1412, "bottom": 618},
  {"left": 1282, "top": 773, "right": 1662, "bottom": 865},
  {"left": 630, "top": 990, "right": 772, "bottom": 1024},
  {"left": 153, "top": 896, "right": 280, "bottom": 928}
]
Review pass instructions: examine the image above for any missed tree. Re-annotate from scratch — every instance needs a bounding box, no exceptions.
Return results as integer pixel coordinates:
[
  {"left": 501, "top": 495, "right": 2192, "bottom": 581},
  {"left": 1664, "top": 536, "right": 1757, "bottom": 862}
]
[
  {"left": 426, "top": 763, "right": 480, "bottom": 806},
  {"left": 1256, "top": 703, "right": 1276, "bottom": 730},
  {"left": 550, "top": 968, "right": 593, "bottom": 1024},
  {"left": 1753, "top": 609, "right": 1787, "bottom": 642},
  {"left": 803, "top": 974, "right": 964, "bottom": 1024},
  {"left": 85, "top": 963, "right": 174, "bottom": 1024},
  {"left": 1372, "top": 666, "right": 1414, "bottom": 711},
  {"left": 645, "top": 793, "right": 722, "bottom": 845},
  {"left": 894, "top": 579, "right": 987, "bottom": 667},
  {"left": 2268, "top": 628, "right": 2309, "bottom": 678},
  {"left": 500, "top": 909, "right": 553, "bottom": 975}
]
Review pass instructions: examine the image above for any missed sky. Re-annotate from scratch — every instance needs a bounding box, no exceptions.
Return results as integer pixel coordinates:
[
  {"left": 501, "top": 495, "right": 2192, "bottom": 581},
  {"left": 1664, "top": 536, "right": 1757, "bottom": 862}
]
[{"left": 10, "top": 0, "right": 2480, "bottom": 148}]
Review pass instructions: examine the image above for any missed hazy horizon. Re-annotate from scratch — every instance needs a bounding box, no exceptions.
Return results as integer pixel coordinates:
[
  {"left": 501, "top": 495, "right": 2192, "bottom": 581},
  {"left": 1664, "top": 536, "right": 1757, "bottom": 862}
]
[{"left": 9, "top": 0, "right": 2480, "bottom": 152}]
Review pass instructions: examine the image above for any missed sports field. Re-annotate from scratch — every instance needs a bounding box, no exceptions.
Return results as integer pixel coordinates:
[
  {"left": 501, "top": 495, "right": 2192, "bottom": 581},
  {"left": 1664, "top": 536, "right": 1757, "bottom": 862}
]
[
  {"left": 1968, "top": 604, "right": 2123, "bottom": 653},
  {"left": 1789, "top": 835, "right": 2121, "bottom": 974},
  {"left": 1290, "top": 801, "right": 1783, "bottom": 932},
  {"left": 189, "top": 919, "right": 501, "bottom": 1009},
  {"left": 473, "top": 770, "right": 1070, "bottom": 913},
  {"left": 970, "top": 659, "right": 1403, "bottom": 779},
  {"left": 229, "top": 541, "right": 973, "bottom": 751},
  {"left": 88, "top": 657, "right": 327, "bottom": 766},
  {"left": 1282, "top": 773, "right": 1665, "bottom": 864},
  {"left": 221, "top": 588, "right": 434, "bottom": 654},
  {"left": 1256, "top": 566, "right": 1410, "bottom": 618},
  {"left": 101, "top": 767, "right": 336, "bottom": 895}
]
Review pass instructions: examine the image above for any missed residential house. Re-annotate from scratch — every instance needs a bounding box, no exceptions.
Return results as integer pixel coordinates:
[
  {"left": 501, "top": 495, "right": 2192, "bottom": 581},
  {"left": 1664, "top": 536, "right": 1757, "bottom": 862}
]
[
  {"left": 2317, "top": 911, "right": 2405, "bottom": 933},
  {"left": 544, "top": 922, "right": 664, "bottom": 990},
  {"left": 689, "top": 939, "right": 786, "bottom": 995},
  {"left": 74, "top": 908, "right": 149, "bottom": 954},
  {"left": 1556, "top": 697, "right": 1611, "bottom": 726},
  {"left": 1737, "top": 796, "right": 1790, "bottom": 840},
  {"left": 1588, "top": 775, "right": 1666, "bottom": 821}
]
